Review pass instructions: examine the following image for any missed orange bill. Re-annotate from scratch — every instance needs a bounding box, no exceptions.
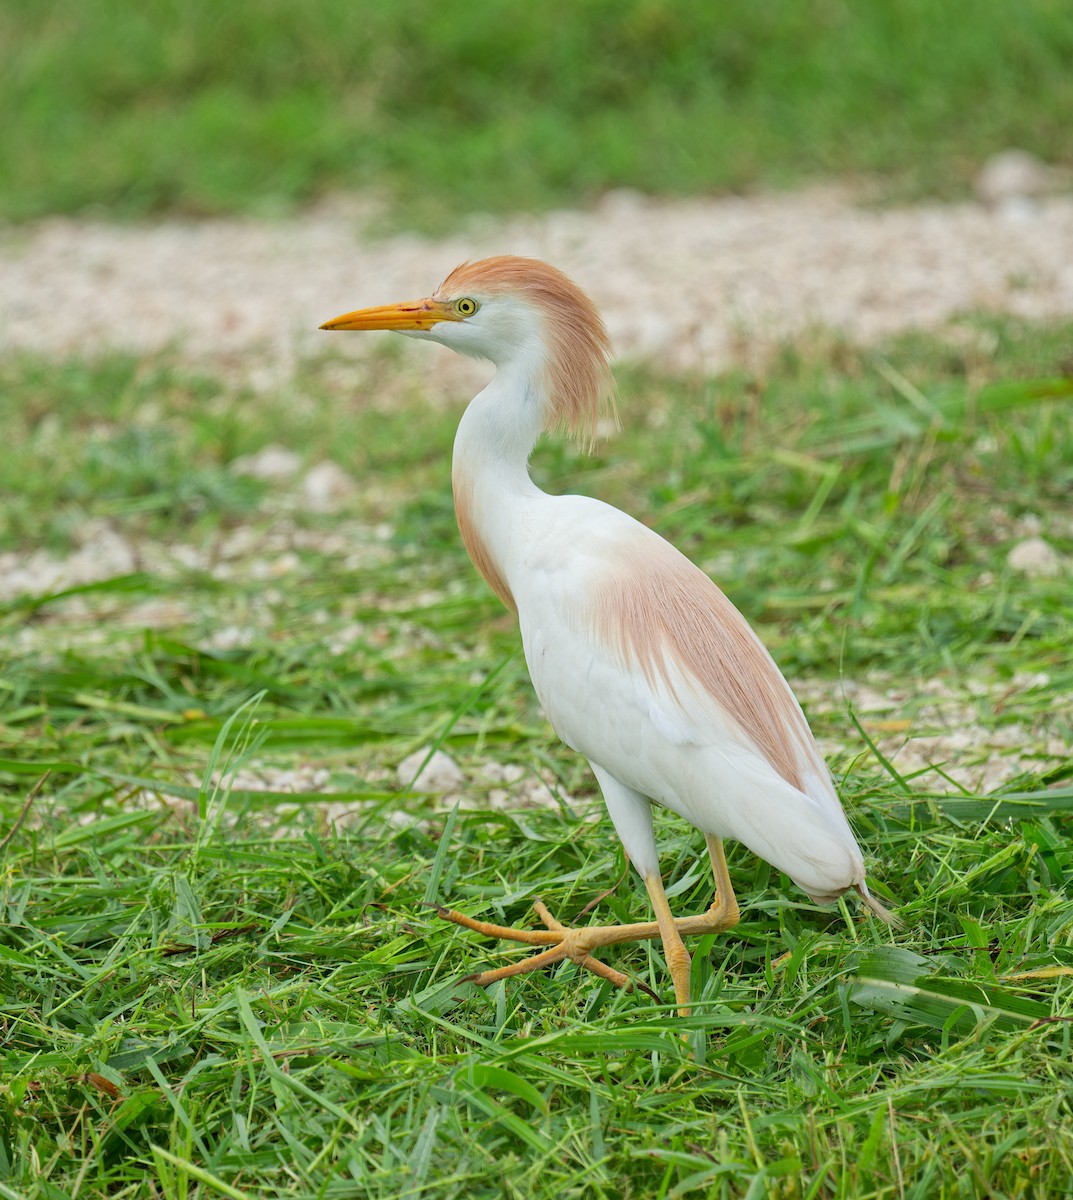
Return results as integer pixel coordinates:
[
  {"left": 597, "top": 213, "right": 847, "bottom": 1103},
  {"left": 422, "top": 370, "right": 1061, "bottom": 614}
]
[{"left": 319, "top": 298, "right": 461, "bottom": 331}]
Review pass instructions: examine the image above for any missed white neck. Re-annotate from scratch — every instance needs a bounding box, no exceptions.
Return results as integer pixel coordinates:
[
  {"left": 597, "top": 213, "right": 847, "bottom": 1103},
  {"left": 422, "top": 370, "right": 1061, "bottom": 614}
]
[
  {"left": 451, "top": 362, "right": 547, "bottom": 609},
  {"left": 454, "top": 361, "right": 546, "bottom": 479}
]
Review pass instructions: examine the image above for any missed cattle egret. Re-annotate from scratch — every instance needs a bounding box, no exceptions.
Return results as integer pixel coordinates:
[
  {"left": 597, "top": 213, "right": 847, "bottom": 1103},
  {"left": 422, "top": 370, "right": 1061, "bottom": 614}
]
[{"left": 321, "top": 256, "right": 894, "bottom": 1015}]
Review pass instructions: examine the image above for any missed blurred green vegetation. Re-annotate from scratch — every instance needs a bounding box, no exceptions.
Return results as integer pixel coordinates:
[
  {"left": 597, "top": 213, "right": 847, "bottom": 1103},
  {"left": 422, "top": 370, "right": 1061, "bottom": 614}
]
[{"left": 4, "top": 0, "right": 1072, "bottom": 225}]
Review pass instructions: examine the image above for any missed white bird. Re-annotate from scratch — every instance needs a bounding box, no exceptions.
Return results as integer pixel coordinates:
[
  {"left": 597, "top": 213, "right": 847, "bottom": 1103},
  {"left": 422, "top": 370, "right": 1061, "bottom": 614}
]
[{"left": 321, "top": 256, "right": 894, "bottom": 1015}]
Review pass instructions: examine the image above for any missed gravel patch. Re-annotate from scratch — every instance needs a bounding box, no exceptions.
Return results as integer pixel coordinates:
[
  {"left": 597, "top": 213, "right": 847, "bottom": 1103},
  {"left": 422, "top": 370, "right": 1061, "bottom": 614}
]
[
  {"left": 3, "top": 184, "right": 1072, "bottom": 383},
  {"left": 0, "top": 513, "right": 391, "bottom": 603},
  {"left": 796, "top": 673, "right": 1070, "bottom": 794}
]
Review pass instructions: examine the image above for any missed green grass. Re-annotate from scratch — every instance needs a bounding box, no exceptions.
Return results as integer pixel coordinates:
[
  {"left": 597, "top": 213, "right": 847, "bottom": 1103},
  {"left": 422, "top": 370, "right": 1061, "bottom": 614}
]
[
  {"left": 4, "top": 0, "right": 1073, "bottom": 225},
  {"left": 2, "top": 322, "right": 1073, "bottom": 1197}
]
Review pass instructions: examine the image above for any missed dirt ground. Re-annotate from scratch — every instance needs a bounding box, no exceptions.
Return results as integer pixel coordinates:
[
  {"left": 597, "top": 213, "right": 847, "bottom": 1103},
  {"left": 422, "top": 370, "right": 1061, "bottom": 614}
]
[{"left": 2, "top": 183, "right": 1072, "bottom": 389}]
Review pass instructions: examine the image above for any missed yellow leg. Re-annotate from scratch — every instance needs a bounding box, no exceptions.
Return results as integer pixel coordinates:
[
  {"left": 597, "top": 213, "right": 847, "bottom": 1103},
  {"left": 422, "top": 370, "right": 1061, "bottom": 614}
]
[
  {"left": 434, "top": 836, "right": 740, "bottom": 1013},
  {"left": 532, "top": 902, "right": 643, "bottom": 996},
  {"left": 644, "top": 871, "right": 693, "bottom": 1016},
  {"left": 704, "top": 834, "right": 741, "bottom": 928}
]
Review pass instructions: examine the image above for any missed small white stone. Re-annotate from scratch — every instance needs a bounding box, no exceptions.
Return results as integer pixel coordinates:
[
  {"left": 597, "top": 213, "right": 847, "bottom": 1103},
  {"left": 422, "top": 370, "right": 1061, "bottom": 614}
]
[
  {"left": 1012, "top": 670, "right": 1050, "bottom": 690},
  {"left": 594, "top": 416, "right": 620, "bottom": 441},
  {"left": 245, "top": 552, "right": 301, "bottom": 580},
  {"left": 301, "top": 460, "right": 357, "bottom": 512},
  {"left": 487, "top": 788, "right": 510, "bottom": 810},
  {"left": 230, "top": 444, "right": 302, "bottom": 480},
  {"left": 517, "top": 779, "right": 559, "bottom": 810},
  {"left": 326, "top": 622, "right": 366, "bottom": 654},
  {"left": 397, "top": 748, "right": 464, "bottom": 793},
  {"left": 974, "top": 149, "right": 1053, "bottom": 207},
  {"left": 1007, "top": 536, "right": 1062, "bottom": 576},
  {"left": 480, "top": 762, "right": 526, "bottom": 785},
  {"left": 209, "top": 624, "right": 255, "bottom": 650}
]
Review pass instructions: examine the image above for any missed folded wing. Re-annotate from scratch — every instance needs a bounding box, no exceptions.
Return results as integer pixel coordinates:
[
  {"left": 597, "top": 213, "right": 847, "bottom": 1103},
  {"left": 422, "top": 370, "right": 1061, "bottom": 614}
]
[{"left": 519, "top": 499, "right": 868, "bottom": 904}]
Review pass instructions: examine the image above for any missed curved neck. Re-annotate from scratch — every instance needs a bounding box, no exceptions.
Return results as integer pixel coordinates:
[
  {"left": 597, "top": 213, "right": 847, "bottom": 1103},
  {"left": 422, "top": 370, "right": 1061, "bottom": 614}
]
[
  {"left": 451, "top": 365, "right": 546, "bottom": 611},
  {"left": 452, "top": 363, "right": 545, "bottom": 483}
]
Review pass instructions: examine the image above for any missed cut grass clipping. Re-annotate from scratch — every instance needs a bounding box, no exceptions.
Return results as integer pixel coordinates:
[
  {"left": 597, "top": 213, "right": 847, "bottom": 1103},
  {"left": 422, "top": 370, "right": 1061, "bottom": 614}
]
[{"left": 2, "top": 320, "right": 1072, "bottom": 1195}]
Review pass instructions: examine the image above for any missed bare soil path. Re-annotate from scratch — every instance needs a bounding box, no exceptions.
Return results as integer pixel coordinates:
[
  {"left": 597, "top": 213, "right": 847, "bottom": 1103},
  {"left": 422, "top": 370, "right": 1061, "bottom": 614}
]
[{"left": 3, "top": 185, "right": 1071, "bottom": 379}]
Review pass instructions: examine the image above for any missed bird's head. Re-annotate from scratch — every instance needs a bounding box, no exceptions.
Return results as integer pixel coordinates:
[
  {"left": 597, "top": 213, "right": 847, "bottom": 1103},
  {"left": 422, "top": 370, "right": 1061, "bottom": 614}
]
[{"left": 321, "top": 255, "right": 615, "bottom": 442}]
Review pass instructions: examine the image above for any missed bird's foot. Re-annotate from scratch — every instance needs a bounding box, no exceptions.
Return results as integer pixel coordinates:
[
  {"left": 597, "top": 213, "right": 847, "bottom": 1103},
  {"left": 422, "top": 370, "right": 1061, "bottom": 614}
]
[{"left": 432, "top": 901, "right": 660, "bottom": 1002}]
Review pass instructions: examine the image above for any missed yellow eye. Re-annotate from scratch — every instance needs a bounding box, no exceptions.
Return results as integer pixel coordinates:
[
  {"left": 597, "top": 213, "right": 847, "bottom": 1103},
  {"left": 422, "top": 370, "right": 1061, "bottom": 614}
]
[{"left": 455, "top": 297, "right": 478, "bottom": 316}]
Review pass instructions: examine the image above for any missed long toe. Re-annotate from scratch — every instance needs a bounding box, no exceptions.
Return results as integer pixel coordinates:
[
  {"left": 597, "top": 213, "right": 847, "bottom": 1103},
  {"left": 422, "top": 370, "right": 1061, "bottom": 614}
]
[{"left": 434, "top": 904, "right": 563, "bottom": 946}]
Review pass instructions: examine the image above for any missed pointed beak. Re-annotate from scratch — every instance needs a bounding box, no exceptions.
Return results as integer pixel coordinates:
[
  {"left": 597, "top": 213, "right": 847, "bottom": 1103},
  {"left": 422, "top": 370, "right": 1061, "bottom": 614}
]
[{"left": 319, "top": 297, "right": 461, "bottom": 332}]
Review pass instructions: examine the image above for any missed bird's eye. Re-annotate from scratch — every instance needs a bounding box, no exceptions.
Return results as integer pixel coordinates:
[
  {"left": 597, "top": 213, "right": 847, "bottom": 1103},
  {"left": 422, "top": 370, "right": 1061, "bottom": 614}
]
[{"left": 455, "top": 297, "right": 479, "bottom": 316}]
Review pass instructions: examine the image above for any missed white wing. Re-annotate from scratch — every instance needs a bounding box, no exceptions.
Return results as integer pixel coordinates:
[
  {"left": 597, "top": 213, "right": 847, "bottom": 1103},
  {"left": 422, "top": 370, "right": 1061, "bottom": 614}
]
[{"left": 514, "top": 493, "right": 866, "bottom": 904}]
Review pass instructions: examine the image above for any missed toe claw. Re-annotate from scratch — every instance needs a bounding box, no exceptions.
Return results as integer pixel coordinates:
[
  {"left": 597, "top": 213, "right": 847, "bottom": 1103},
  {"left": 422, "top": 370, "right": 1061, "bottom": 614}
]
[{"left": 634, "top": 979, "right": 661, "bottom": 1004}]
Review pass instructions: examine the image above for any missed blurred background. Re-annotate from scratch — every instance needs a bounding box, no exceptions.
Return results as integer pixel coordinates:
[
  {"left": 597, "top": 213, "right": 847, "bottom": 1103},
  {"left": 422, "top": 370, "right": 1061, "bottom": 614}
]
[
  {"left": 4, "top": 7, "right": 1073, "bottom": 1195},
  {"left": 4, "top": 0, "right": 1072, "bottom": 226}
]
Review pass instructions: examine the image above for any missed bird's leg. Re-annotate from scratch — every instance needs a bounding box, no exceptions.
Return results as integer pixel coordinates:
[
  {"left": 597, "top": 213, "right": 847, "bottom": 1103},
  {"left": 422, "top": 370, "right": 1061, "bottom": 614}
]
[
  {"left": 432, "top": 905, "right": 562, "bottom": 947},
  {"left": 436, "top": 901, "right": 645, "bottom": 995},
  {"left": 434, "top": 843, "right": 740, "bottom": 1010},
  {"left": 532, "top": 901, "right": 638, "bottom": 993},
  {"left": 701, "top": 835, "right": 741, "bottom": 928},
  {"left": 537, "top": 836, "right": 740, "bottom": 945},
  {"left": 641, "top": 840, "right": 739, "bottom": 1016},
  {"left": 643, "top": 871, "right": 693, "bottom": 1017}
]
